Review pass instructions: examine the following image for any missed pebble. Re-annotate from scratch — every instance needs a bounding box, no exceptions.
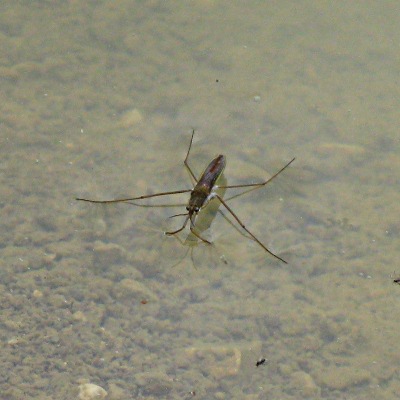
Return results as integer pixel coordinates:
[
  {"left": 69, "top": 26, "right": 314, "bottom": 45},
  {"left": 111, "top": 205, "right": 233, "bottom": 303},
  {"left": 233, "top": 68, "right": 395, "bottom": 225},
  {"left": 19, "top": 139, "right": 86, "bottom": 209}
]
[
  {"left": 78, "top": 383, "right": 107, "bottom": 400},
  {"left": 119, "top": 108, "right": 143, "bottom": 128},
  {"left": 33, "top": 289, "right": 43, "bottom": 298}
]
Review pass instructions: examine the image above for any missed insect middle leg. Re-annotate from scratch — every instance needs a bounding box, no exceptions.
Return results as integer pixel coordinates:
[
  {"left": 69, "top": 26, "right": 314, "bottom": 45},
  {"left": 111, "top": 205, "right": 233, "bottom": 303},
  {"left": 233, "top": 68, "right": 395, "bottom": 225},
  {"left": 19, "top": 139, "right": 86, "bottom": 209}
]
[
  {"left": 214, "top": 194, "right": 287, "bottom": 264},
  {"left": 189, "top": 221, "right": 212, "bottom": 245},
  {"left": 76, "top": 188, "right": 193, "bottom": 204}
]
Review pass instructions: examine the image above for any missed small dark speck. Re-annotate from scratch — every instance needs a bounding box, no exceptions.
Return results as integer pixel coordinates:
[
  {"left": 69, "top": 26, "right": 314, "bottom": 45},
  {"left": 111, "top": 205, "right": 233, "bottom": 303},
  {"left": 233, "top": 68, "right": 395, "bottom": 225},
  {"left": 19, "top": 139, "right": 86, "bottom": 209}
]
[{"left": 256, "top": 358, "right": 266, "bottom": 367}]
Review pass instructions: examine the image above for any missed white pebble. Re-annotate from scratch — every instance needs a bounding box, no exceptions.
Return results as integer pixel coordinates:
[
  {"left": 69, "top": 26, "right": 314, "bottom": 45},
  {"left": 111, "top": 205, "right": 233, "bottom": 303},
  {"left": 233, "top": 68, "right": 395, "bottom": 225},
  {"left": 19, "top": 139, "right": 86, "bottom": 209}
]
[{"left": 78, "top": 383, "right": 107, "bottom": 400}]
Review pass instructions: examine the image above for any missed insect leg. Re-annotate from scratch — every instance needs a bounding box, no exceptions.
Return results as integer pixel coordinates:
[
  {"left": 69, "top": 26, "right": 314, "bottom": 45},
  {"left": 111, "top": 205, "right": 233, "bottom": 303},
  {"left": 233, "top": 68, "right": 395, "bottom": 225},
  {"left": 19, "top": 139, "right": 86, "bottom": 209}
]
[
  {"left": 218, "top": 158, "right": 295, "bottom": 189},
  {"left": 76, "top": 188, "right": 192, "bottom": 204},
  {"left": 214, "top": 194, "right": 287, "bottom": 264},
  {"left": 189, "top": 224, "right": 212, "bottom": 245},
  {"left": 183, "top": 130, "right": 199, "bottom": 183},
  {"left": 165, "top": 214, "right": 190, "bottom": 235}
]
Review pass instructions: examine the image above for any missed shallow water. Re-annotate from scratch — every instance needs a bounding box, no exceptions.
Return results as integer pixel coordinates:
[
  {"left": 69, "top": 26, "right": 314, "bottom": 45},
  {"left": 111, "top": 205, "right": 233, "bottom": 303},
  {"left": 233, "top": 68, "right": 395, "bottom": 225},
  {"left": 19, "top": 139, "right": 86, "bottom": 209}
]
[{"left": 1, "top": 2, "right": 399, "bottom": 399}]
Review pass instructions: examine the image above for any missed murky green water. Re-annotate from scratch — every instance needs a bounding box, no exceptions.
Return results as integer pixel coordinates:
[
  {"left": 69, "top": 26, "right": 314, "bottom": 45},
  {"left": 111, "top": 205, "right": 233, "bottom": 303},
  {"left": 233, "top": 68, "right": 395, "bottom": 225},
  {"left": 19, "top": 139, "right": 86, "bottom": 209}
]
[{"left": 1, "top": 1, "right": 399, "bottom": 399}]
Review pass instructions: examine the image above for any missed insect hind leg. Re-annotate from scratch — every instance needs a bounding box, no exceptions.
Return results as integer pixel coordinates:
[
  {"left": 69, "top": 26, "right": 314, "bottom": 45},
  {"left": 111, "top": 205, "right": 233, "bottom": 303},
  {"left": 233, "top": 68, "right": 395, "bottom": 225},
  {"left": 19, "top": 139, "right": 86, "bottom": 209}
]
[{"left": 184, "top": 130, "right": 198, "bottom": 183}]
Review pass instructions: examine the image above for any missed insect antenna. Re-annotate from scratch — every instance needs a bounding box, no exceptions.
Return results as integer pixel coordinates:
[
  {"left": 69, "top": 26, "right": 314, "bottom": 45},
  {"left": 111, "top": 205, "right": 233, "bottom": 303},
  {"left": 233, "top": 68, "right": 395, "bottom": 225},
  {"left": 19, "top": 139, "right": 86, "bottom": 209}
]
[{"left": 168, "top": 212, "right": 189, "bottom": 219}]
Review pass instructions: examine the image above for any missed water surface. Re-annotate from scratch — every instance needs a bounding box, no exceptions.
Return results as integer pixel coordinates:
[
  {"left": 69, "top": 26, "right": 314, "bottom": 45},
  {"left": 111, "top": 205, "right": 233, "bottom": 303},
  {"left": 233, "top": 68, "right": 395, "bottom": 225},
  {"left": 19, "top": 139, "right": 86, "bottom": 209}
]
[{"left": 0, "top": 2, "right": 399, "bottom": 399}]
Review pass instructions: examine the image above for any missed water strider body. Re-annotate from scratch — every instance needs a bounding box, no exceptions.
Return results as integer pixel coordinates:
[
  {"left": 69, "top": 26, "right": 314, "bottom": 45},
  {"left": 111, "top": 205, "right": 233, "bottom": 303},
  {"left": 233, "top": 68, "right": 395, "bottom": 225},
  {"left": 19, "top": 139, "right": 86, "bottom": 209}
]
[
  {"left": 76, "top": 131, "right": 295, "bottom": 263},
  {"left": 170, "top": 153, "right": 226, "bottom": 242}
]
